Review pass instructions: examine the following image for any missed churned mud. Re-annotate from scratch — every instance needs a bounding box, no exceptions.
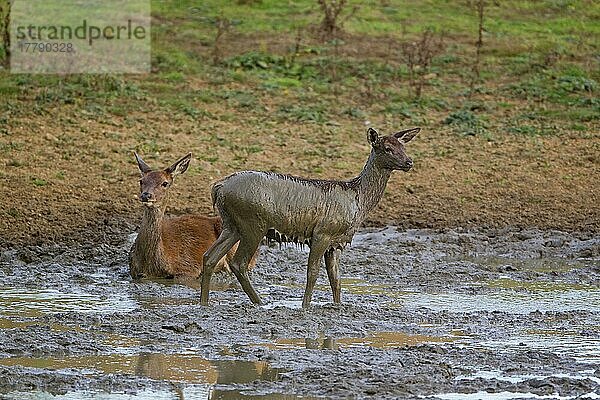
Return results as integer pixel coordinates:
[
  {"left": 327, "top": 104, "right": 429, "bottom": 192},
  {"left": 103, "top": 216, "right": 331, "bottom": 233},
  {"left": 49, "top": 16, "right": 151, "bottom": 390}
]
[{"left": 0, "top": 227, "right": 599, "bottom": 399}]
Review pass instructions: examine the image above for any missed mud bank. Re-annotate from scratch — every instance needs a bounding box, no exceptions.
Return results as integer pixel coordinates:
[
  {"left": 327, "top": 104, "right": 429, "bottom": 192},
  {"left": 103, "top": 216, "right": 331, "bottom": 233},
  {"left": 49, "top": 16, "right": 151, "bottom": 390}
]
[{"left": 0, "top": 227, "right": 599, "bottom": 399}]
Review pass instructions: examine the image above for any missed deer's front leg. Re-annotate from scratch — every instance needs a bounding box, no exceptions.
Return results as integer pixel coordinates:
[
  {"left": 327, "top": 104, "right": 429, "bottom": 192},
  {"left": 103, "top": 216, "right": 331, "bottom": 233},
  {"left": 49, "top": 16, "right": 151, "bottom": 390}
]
[
  {"left": 302, "top": 238, "right": 329, "bottom": 308},
  {"left": 325, "top": 248, "right": 341, "bottom": 303}
]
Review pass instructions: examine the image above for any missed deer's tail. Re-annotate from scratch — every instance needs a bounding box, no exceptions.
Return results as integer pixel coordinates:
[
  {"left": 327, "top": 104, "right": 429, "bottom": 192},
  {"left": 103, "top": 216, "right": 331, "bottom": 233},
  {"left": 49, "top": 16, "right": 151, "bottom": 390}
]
[{"left": 211, "top": 179, "right": 225, "bottom": 213}]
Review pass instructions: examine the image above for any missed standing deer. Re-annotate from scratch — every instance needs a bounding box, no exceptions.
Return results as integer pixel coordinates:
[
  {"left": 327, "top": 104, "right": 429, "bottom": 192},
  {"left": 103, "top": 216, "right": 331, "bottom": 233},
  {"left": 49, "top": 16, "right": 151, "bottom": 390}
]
[
  {"left": 129, "top": 153, "right": 255, "bottom": 279},
  {"left": 201, "top": 127, "right": 420, "bottom": 308}
]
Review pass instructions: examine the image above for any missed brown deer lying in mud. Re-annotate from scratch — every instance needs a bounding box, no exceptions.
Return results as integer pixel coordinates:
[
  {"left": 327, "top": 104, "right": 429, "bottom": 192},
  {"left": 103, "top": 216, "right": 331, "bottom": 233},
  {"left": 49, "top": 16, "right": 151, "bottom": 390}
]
[
  {"left": 129, "top": 153, "right": 255, "bottom": 279},
  {"left": 201, "top": 127, "right": 420, "bottom": 308}
]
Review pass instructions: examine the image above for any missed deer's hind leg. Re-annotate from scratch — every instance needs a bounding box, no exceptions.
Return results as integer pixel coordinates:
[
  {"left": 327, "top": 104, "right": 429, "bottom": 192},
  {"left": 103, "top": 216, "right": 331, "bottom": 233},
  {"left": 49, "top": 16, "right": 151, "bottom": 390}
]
[
  {"left": 302, "top": 237, "right": 329, "bottom": 308},
  {"left": 325, "top": 248, "right": 342, "bottom": 304},
  {"left": 229, "top": 229, "right": 264, "bottom": 305},
  {"left": 201, "top": 228, "right": 240, "bottom": 305}
]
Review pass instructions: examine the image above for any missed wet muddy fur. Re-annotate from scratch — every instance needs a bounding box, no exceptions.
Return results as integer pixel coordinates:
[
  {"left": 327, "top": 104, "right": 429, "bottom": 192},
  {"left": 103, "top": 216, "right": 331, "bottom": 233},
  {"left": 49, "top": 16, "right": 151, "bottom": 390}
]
[{"left": 201, "top": 127, "right": 420, "bottom": 308}]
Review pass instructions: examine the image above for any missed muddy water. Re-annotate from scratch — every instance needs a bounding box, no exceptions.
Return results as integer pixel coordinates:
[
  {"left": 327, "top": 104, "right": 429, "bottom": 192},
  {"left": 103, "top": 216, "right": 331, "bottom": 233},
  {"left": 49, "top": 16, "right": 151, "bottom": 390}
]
[{"left": 0, "top": 227, "right": 599, "bottom": 399}]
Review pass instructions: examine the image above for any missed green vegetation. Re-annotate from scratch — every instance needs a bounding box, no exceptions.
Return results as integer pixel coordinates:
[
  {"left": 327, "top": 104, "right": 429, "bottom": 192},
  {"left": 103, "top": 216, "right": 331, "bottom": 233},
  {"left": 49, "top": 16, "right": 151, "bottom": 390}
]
[{"left": 1, "top": 0, "right": 596, "bottom": 142}]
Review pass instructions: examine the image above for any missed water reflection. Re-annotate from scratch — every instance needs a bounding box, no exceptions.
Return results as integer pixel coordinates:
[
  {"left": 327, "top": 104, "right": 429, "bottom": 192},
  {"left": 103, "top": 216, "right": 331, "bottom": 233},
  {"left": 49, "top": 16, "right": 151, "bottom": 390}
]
[
  {"left": 138, "top": 277, "right": 237, "bottom": 292},
  {"left": 0, "top": 287, "right": 137, "bottom": 317},
  {"left": 0, "top": 353, "right": 283, "bottom": 384},
  {"left": 449, "top": 255, "right": 593, "bottom": 273},
  {"left": 260, "top": 331, "right": 453, "bottom": 350},
  {"left": 401, "top": 289, "right": 600, "bottom": 314},
  {"left": 3, "top": 388, "right": 315, "bottom": 400}
]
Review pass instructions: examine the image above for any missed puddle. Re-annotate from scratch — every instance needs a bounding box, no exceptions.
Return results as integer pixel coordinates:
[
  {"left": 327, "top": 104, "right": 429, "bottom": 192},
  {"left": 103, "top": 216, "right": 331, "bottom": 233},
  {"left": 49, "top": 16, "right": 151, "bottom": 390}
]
[
  {"left": 455, "top": 369, "right": 600, "bottom": 385},
  {"left": 274, "top": 278, "right": 401, "bottom": 300},
  {"left": 401, "top": 288, "right": 600, "bottom": 314},
  {"left": 472, "top": 333, "right": 600, "bottom": 364},
  {"left": 337, "top": 277, "right": 397, "bottom": 296},
  {"left": 0, "top": 317, "right": 32, "bottom": 329},
  {"left": 139, "top": 277, "right": 237, "bottom": 292},
  {"left": 487, "top": 277, "right": 596, "bottom": 292},
  {"left": 0, "top": 352, "right": 304, "bottom": 400},
  {"left": 3, "top": 388, "right": 315, "bottom": 400},
  {"left": 451, "top": 255, "right": 592, "bottom": 273},
  {"left": 250, "top": 331, "right": 454, "bottom": 351},
  {"left": 2, "top": 389, "right": 181, "bottom": 400},
  {"left": 0, "top": 287, "right": 137, "bottom": 317},
  {"left": 0, "top": 353, "right": 283, "bottom": 384},
  {"left": 432, "top": 391, "right": 587, "bottom": 400}
]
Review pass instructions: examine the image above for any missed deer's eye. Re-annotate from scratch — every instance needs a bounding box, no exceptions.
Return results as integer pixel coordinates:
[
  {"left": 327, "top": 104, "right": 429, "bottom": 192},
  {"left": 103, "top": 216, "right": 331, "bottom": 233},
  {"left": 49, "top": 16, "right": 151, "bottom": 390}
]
[
  {"left": 384, "top": 146, "right": 393, "bottom": 153},
  {"left": 161, "top": 181, "right": 169, "bottom": 187}
]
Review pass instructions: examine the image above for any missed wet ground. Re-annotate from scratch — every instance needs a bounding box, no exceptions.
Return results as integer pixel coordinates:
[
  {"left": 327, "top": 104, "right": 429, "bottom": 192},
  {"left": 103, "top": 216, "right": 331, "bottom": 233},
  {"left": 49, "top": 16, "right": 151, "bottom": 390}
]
[{"left": 0, "top": 227, "right": 599, "bottom": 399}]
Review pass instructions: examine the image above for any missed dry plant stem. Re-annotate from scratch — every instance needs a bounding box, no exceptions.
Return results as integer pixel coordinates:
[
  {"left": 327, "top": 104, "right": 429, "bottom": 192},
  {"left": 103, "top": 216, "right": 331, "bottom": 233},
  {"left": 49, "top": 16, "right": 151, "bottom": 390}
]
[
  {"left": 290, "top": 28, "right": 303, "bottom": 64},
  {"left": 212, "top": 16, "right": 232, "bottom": 65},
  {"left": 318, "top": 0, "right": 346, "bottom": 40},
  {"left": 331, "top": 37, "right": 340, "bottom": 95},
  {"left": 400, "top": 29, "right": 444, "bottom": 99},
  {"left": 469, "top": 0, "right": 485, "bottom": 96},
  {"left": 318, "top": 0, "right": 357, "bottom": 41}
]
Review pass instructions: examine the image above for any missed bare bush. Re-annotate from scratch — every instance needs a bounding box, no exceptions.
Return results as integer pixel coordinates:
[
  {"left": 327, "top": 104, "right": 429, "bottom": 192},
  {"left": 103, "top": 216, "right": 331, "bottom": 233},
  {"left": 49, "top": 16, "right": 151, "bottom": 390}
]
[
  {"left": 317, "top": 0, "right": 358, "bottom": 41},
  {"left": 399, "top": 29, "right": 445, "bottom": 98},
  {"left": 190, "top": 7, "right": 240, "bottom": 65},
  {"left": 211, "top": 15, "right": 234, "bottom": 65}
]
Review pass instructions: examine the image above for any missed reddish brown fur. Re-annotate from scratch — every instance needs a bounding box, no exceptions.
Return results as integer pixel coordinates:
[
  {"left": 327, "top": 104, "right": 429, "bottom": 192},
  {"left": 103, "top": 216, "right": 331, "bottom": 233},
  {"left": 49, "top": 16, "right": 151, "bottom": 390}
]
[
  {"left": 128, "top": 153, "right": 256, "bottom": 279},
  {"left": 160, "top": 215, "right": 232, "bottom": 277}
]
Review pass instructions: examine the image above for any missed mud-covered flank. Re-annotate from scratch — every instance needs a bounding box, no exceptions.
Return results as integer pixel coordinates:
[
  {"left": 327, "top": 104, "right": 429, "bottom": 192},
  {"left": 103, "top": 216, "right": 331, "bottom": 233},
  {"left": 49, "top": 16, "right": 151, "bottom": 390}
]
[{"left": 0, "top": 227, "right": 599, "bottom": 399}]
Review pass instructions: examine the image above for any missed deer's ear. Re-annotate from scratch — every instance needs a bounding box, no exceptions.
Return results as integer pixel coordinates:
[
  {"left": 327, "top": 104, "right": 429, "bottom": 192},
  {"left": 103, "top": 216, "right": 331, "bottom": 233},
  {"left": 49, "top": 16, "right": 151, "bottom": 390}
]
[
  {"left": 367, "top": 128, "right": 382, "bottom": 147},
  {"left": 134, "top": 152, "right": 152, "bottom": 175},
  {"left": 394, "top": 127, "right": 420, "bottom": 143},
  {"left": 165, "top": 153, "right": 192, "bottom": 177}
]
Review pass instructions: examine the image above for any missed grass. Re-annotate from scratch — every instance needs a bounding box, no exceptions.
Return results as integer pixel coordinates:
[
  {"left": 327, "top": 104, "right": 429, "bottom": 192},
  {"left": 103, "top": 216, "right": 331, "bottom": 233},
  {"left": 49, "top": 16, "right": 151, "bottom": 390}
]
[{"left": 0, "top": 0, "right": 596, "bottom": 132}]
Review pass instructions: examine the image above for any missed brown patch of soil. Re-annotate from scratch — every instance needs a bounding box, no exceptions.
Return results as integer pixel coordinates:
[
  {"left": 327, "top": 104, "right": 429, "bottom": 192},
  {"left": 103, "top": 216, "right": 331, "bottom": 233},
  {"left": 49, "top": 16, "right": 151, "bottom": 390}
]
[{"left": 0, "top": 96, "right": 597, "bottom": 248}]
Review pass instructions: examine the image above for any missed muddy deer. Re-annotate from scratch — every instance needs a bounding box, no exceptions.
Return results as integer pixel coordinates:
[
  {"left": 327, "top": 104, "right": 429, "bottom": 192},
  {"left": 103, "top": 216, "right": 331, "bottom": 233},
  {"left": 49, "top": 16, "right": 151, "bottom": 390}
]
[
  {"left": 201, "top": 127, "right": 420, "bottom": 308},
  {"left": 129, "top": 153, "right": 255, "bottom": 279}
]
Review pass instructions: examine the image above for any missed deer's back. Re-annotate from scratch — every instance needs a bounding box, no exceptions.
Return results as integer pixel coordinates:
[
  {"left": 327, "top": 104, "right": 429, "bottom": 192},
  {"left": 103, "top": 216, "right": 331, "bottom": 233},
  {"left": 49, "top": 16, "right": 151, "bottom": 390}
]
[{"left": 215, "top": 171, "right": 359, "bottom": 241}]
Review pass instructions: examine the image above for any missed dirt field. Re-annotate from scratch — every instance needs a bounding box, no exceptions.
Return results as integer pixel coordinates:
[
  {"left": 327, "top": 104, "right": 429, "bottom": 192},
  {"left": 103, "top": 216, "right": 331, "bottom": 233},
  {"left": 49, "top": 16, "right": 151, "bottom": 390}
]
[
  {"left": 0, "top": 5, "right": 598, "bottom": 247},
  {"left": 0, "top": 103, "right": 598, "bottom": 248}
]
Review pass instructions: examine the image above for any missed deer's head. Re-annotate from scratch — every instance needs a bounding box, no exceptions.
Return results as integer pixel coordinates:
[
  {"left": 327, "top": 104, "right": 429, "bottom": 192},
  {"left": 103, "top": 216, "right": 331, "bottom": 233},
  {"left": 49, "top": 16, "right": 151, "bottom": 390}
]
[
  {"left": 134, "top": 152, "right": 191, "bottom": 207},
  {"left": 367, "top": 127, "right": 420, "bottom": 171}
]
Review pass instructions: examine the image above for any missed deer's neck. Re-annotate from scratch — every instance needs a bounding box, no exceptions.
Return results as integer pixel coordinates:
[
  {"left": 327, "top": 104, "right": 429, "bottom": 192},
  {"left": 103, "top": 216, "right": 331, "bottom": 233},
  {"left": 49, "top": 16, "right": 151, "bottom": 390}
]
[
  {"left": 134, "top": 204, "right": 168, "bottom": 274},
  {"left": 354, "top": 151, "right": 392, "bottom": 219}
]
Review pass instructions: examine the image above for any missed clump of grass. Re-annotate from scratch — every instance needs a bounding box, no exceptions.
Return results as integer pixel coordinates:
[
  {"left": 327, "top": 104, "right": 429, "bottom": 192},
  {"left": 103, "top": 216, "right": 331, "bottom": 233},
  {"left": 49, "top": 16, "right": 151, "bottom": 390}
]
[
  {"left": 32, "top": 178, "right": 48, "bottom": 187},
  {"left": 217, "top": 89, "right": 260, "bottom": 110},
  {"left": 226, "top": 51, "right": 318, "bottom": 81},
  {"left": 443, "top": 109, "right": 488, "bottom": 136},
  {"left": 277, "top": 104, "right": 329, "bottom": 124}
]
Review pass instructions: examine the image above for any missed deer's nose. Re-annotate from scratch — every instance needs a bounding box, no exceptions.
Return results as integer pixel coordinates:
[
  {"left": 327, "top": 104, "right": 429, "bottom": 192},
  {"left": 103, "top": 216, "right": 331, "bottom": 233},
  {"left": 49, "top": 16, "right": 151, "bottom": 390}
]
[
  {"left": 406, "top": 159, "right": 413, "bottom": 169},
  {"left": 140, "top": 192, "right": 153, "bottom": 202}
]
